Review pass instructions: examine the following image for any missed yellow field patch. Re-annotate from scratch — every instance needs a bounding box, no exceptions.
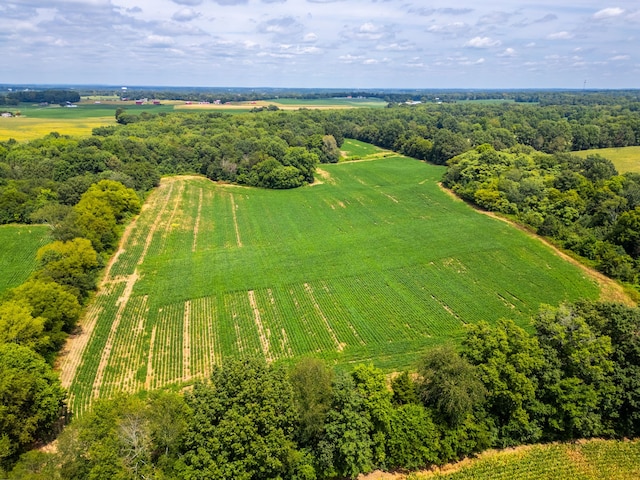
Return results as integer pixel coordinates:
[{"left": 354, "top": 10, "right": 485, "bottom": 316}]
[{"left": 0, "top": 116, "right": 116, "bottom": 141}]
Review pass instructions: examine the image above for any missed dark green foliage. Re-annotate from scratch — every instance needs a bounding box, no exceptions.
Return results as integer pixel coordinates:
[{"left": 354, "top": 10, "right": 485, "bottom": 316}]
[
  {"left": 178, "top": 359, "right": 309, "bottom": 480},
  {"left": 417, "top": 345, "right": 486, "bottom": 427},
  {"left": 463, "top": 320, "right": 545, "bottom": 446},
  {"left": 0, "top": 344, "right": 65, "bottom": 467},
  {"left": 534, "top": 304, "right": 615, "bottom": 440},
  {"left": 290, "top": 357, "right": 333, "bottom": 446},
  {"left": 55, "top": 393, "right": 189, "bottom": 480},
  {"left": 569, "top": 301, "right": 640, "bottom": 437},
  {"left": 316, "top": 373, "right": 374, "bottom": 479},
  {"left": 391, "top": 371, "right": 419, "bottom": 406},
  {"left": 386, "top": 404, "right": 439, "bottom": 470}
]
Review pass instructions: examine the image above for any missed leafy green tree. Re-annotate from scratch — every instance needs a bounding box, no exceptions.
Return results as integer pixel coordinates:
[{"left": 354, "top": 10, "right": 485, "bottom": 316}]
[
  {"left": 611, "top": 207, "right": 640, "bottom": 258},
  {"left": 417, "top": 344, "right": 486, "bottom": 428},
  {"left": 571, "top": 301, "right": 640, "bottom": 437},
  {"left": 535, "top": 304, "right": 615, "bottom": 440},
  {"left": 429, "top": 129, "right": 470, "bottom": 165},
  {"left": 463, "top": 320, "right": 545, "bottom": 446},
  {"left": 386, "top": 404, "right": 439, "bottom": 470},
  {"left": 9, "top": 280, "right": 81, "bottom": 355},
  {"left": 0, "top": 301, "right": 47, "bottom": 354},
  {"left": 178, "top": 359, "right": 310, "bottom": 480},
  {"left": 0, "top": 344, "right": 65, "bottom": 467},
  {"left": 351, "top": 364, "right": 395, "bottom": 467},
  {"left": 316, "top": 373, "right": 373, "bottom": 479},
  {"left": 73, "top": 194, "right": 118, "bottom": 252},
  {"left": 34, "top": 238, "right": 100, "bottom": 301},
  {"left": 391, "top": 371, "right": 419, "bottom": 406},
  {"left": 289, "top": 357, "right": 333, "bottom": 447}
]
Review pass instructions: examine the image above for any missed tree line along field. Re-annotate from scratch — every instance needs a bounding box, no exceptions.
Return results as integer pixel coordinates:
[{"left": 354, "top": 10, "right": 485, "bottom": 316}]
[
  {"left": 59, "top": 155, "right": 602, "bottom": 416},
  {"left": 0, "top": 225, "right": 50, "bottom": 295}
]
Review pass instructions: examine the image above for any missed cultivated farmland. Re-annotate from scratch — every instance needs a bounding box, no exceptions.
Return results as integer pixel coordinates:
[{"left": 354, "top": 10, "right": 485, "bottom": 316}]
[
  {"left": 0, "top": 225, "right": 50, "bottom": 295},
  {"left": 61, "top": 156, "right": 601, "bottom": 415}
]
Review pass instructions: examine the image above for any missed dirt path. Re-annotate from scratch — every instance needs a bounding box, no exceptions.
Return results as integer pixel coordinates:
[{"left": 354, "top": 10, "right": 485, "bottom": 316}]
[
  {"left": 248, "top": 290, "right": 273, "bottom": 363},
  {"left": 437, "top": 183, "right": 635, "bottom": 306},
  {"left": 230, "top": 193, "right": 243, "bottom": 247},
  {"left": 183, "top": 301, "right": 191, "bottom": 382},
  {"left": 304, "top": 283, "right": 345, "bottom": 352},
  {"left": 192, "top": 188, "right": 203, "bottom": 252}
]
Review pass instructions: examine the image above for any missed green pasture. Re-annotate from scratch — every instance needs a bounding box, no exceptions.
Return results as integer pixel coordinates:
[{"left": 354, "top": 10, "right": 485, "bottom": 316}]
[
  {"left": 266, "top": 97, "right": 387, "bottom": 108},
  {"left": 0, "top": 225, "right": 50, "bottom": 296},
  {"left": 573, "top": 146, "right": 640, "bottom": 173},
  {"left": 66, "top": 156, "right": 599, "bottom": 415},
  {"left": 340, "top": 138, "right": 389, "bottom": 159},
  {"left": 410, "top": 439, "right": 640, "bottom": 479}
]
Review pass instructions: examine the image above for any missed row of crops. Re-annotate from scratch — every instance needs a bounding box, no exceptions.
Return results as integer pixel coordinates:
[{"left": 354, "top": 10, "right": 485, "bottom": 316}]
[
  {"left": 411, "top": 439, "right": 640, "bottom": 479},
  {"left": 65, "top": 157, "right": 601, "bottom": 415}
]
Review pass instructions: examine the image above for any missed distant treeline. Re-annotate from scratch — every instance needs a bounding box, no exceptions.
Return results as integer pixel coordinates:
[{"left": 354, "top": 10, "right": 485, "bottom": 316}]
[
  {"left": 0, "top": 89, "right": 80, "bottom": 105},
  {"left": 6, "top": 300, "right": 640, "bottom": 479},
  {"left": 4, "top": 86, "right": 638, "bottom": 106}
]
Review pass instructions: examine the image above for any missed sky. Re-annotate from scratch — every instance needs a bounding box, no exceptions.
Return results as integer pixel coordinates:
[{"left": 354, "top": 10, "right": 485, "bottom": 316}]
[{"left": 2, "top": 0, "right": 639, "bottom": 89}]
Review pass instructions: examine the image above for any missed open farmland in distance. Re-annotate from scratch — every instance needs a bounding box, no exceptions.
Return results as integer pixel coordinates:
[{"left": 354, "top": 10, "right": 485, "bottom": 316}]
[
  {"left": 573, "top": 146, "right": 640, "bottom": 173},
  {"left": 0, "top": 225, "right": 50, "bottom": 295},
  {"left": 60, "top": 156, "right": 601, "bottom": 415}
]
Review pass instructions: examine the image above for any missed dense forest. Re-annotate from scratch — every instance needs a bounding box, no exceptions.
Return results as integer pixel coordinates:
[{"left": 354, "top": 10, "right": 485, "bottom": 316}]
[{"left": 2, "top": 92, "right": 640, "bottom": 477}]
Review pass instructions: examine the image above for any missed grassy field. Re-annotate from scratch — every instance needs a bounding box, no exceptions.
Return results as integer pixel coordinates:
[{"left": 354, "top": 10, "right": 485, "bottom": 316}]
[
  {"left": 573, "top": 146, "right": 640, "bottom": 173},
  {"left": 341, "top": 138, "right": 391, "bottom": 159},
  {"left": 0, "top": 225, "right": 50, "bottom": 295},
  {"left": 402, "top": 439, "right": 640, "bottom": 479},
  {"left": 59, "top": 155, "right": 602, "bottom": 415}
]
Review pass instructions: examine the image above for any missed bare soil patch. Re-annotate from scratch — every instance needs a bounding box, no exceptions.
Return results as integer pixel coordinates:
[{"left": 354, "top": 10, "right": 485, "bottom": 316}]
[
  {"left": 248, "top": 290, "right": 273, "bottom": 362},
  {"left": 230, "top": 193, "right": 243, "bottom": 247}
]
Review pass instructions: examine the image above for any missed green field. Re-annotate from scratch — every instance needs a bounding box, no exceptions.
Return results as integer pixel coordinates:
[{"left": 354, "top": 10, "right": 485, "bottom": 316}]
[
  {"left": 62, "top": 156, "right": 600, "bottom": 415},
  {"left": 408, "top": 439, "right": 640, "bottom": 479},
  {"left": 0, "top": 225, "right": 50, "bottom": 295},
  {"left": 340, "top": 138, "right": 390, "bottom": 159},
  {"left": 265, "top": 97, "right": 387, "bottom": 108},
  {"left": 573, "top": 146, "right": 640, "bottom": 173}
]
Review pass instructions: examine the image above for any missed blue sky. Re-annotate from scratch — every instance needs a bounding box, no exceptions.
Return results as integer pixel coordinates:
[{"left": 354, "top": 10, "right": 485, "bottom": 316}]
[{"left": 2, "top": 0, "right": 639, "bottom": 88}]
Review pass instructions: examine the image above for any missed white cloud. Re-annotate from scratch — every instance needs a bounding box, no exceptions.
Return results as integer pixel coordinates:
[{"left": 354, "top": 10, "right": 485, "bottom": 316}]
[
  {"left": 610, "top": 55, "right": 630, "bottom": 61},
  {"left": 172, "top": 8, "right": 200, "bottom": 22},
  {"left": 465, "top": 36, "right": 501, "bottom": 48},
  {"left": 593, "top": 7, "right": 625, "bottom": 20},
  {"left": 547, "top": 31, "right": 574, "bottom": 40},
  {"left": 338, "top": 54, "right": 363, "bottom": 63},
  {"left": 142, "top": 35, "right": 175, "bottom": 48},
  {"left": 302, "top": 32, "right": 318, "bottom": 42},
  {"left": 498, "top": 47, "right": 516, "bottom": 57}
]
